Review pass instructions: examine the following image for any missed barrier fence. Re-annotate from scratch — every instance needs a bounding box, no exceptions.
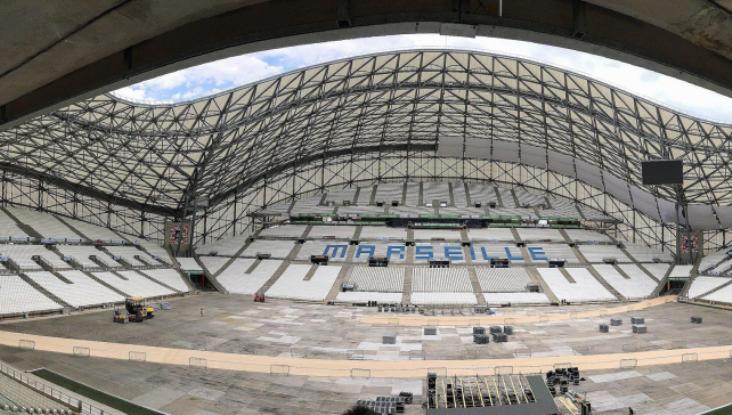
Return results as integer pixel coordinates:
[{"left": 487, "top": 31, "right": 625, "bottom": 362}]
[
  {"left": 0, "top": 361, "right": 107, "bottom": 415},
  {"left": 2, "top": 331, "right": 732, "bottom": 379}
]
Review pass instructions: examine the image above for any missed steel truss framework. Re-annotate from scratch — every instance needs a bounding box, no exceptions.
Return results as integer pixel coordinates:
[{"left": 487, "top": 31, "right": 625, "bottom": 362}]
[{"left": 1, "top": 50, "right": 731, "bottom": 251}]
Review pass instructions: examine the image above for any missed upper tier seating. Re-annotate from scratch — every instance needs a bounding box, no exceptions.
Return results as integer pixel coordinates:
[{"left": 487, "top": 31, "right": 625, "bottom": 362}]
[
  {"left": 476, "top": 268, "right": 532, "bottom": 292},
  {"left": 140, "top": 269, "right": 189, "bottom": 292},
  {"left": 373, "top": 183, "right": 403, "bottom": 205},
  {"left": 324, "top": 187, "right": 357, "bottom": 205},
  {"left": 105, "top": 246, "right": 158, "bottom": 267},
  {"left": 699, "top": 248, "right": 730, "bottom": 273},
  {"left": 290, "top": 196, "right": 333, "bottom": 216},
  {"left": 538, "top": 267, "right": 616, "bottom": 302},
  {"left": 438, "top": 206, "right": 485, "bottom": 218},
  {"left": 176, "top": 257, "right": 203, "bottom": 272},
  {"left": 412, "top": 268, "right": 472, "bottom": 292},
  {"left": 390, "top": 206, "right": 434, "bottom": 217},
  {"left": 335, "top": 291, "right": 403, "bottom": 303},
  {"left": 483, "top": 292, "right": 549, "bottom": 304},
  {"left": 259, "top": 224, "right": 308, "bottom": 238},
  {"left": 6, "top": 207, "right": 78, "bottom": 242},
  {"left": 0, "top": 245, "right": 68, "bottom": 270},
  {"left": 577, "top": 244, "right": 631, "bottom": 262},
  {"left": 92, "top": 271, "right": 174, "bottom": 298},
  {"left": 61, "top": 216, "right": 124, "bottom": 243},
  {"left": 622, "top": 243, "right": 673, "bottom": 262},
  {"left": 0, "top": 371, "right": 71, "bottom": 412},
  {"left": 577, "top": 205, "right": 615, "bottom": 221},
  {"left": 0, "top": 209, "right": 28, "bottom": 241},
  {"left": 514, "top": 188, "right": 547, "bottom": 207},
  {"left": 346, "top": 267, "right": 404, "bottom": 292},
  {"left": 0, "top": 275, "right": 60, "bottom": 315},
  {"left": 516, "top": 228, "right": 565, "bottom": 242},
  {"left": 404, "top": 182, "right": 420, "bottom": 206},
  {"left": 564, "top": 229, "right": 612, "bottom": 243},
  {"left": 422, "top": 182, "right": 450, "bottom": 206},
  {"left": 546, "top": 198, "right": 580, "bottom": 218},
  {"left": 496, "top": 188, "right": 516, "bottom": 208},
  {"left": 466, "top": 184, "right": 498, "bottom": 207},
  {"left": 26, "top": 270, "right": 123, "bottom": 307},
  {"left": 196, "top": 232, "right": 251, "bottom": 256},
  {"left": 308, "top": 225, "right": 356, "bottom": 239},
  {"left": 240, "top": 239, "right": 295, "bottom": 259},
  {"left": 338, "top": 205, "right": 386, "bottom": 217},
  {"left": 451, "top": 181, "right": 468, "bottom": 207},
  {"left": 411, "top": 292, "right": 477, "bottom": 305},
  {"left": 359, "top": 226, "right": 407, "bottom": 240},
  {"left": 641, "top": 263, "right": 671, "bottom": 280},
  {"left": 355, "top": 185, "right": 373, "bottom": 205},
  {"left": 688, "top": 276, "right": 731, "bottom": 298},
  {"left": 593, "top": 264, "right": 657, "bottom": 299},
  {"left": 466, "top": 227, "right": 515, "bottom": 242},
  {"left": 257, "top": 200, "right": 292, "bottom": 216},
  {"left": 266, "top": 264, "right": 340, "bottom": 301},
  {"left": 490, "top": 207, "right": 537, "bottom": 220},
  {"left": 217, "top": 259, "right": 282, "bottom": 295},
  {"left": 412, "top": 229, "right": 462, "bottom": 241},
  {"left": 701, "top": 281, "right": 732, "bottom": 303}
]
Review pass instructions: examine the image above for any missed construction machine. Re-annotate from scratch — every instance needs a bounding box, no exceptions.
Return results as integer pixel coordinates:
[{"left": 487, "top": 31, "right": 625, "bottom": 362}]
[{"left": 124, "top": 296, "right": 155, "bottom": 322}]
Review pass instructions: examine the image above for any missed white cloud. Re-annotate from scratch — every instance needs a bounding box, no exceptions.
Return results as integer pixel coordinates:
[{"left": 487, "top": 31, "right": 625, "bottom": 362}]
[{"left": 111, "top": 34, "right": 732, "bottom": 122}]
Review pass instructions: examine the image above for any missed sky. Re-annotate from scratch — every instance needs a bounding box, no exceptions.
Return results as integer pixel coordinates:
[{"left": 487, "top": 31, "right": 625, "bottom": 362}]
[{"left": 112, "top": 34, "right": 732, "bottom": 123}]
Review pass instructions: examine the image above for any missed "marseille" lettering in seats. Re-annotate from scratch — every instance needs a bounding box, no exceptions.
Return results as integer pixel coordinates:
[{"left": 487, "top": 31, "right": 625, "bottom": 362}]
[{"left": 321, "top": 244, "right": 548, "bottom": 261}]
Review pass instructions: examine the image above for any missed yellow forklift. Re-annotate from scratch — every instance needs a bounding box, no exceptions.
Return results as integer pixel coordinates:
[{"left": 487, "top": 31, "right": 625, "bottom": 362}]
[{"left": 113, "top": 296, "right": 155, "bottom": 323}]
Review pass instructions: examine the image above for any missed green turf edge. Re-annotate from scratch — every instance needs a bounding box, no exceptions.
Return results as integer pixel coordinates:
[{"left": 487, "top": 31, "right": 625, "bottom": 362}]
[
  {"left": 30, "top": 368, "right": 167, "bottom": 415},
  {"left": 702, "top": 403, "right": 732, "bottom": 415}
]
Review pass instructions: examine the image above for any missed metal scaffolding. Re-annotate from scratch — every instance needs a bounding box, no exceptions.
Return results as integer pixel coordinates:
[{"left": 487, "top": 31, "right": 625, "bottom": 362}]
[{"left": 1, "top": 50, "right": 730, "bottom": 252}]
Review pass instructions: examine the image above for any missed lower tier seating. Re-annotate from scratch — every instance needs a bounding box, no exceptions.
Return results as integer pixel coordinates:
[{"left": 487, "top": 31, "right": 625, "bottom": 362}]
[
  {"left": 335, "top": 292, "right": 403, "bottom": 303},
  {"left": 266, "top": 264, "right": 340, "bottom": 301},
  {"left": 701, "top": 281, "right": 732, "bottom": 303},
  {"left": 593, "top": 264, "right": 657, "bottom": 299},
  {"left": 0, "top": 275, "right": 60, "bottom": 315},
  {"left": 347, "top": 267, "right": 404, "bottom": 292},
  {"left": 412, "top": 268, "right": 472, "bottom": 292},
  {"left": 538, "top": 267, "right": 616, "bottom": 302},
  {"left": 411, "top": 292, "right": 477, "bottom": 305},
  {"left": 0, "top": 371, "right": 71, "bottom": 413},
  {"left": 688, "top": 276, "right": 731, "bottom": 298},
  {"left": 92, "top": 271, "right": 174, "bottom": 298},
  {"left": 217, "top": 259, "right": 282, "bottom": 295},
  {"left": 483, "top": 292, "right": 549, "bottom": 304},
  {"left": 25, "top": 270, "right": 123, "bottom": 307},
  {"left": 475, "top": 268, "right": 531, "bottom": 292},
  {"left": 140, "top": 268, "right": 189, "bottom": 292}
]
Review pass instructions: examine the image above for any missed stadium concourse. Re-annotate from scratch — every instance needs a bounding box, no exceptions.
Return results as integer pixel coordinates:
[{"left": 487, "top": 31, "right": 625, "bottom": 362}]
[{"left": 2, "top": 48, "right": 732, "bottom": 415}]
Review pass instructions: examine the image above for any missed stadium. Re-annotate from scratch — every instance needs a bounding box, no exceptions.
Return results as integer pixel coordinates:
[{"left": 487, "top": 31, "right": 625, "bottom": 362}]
[{"left": 1, "top": 1, "right": 732, "bottom": 414}]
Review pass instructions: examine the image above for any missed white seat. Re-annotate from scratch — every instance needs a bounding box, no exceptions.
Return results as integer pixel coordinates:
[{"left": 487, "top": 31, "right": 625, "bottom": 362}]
[
  {"left": 347, "top": 267, "right": 404, "bottom": 292},
  {"left": 266, "top": 264, "right": 340, "bottom": 301},
  {"left": 0, "top": 275, "right": 60, "bottom": 315},
  {"left": 538, "top": 267, "right": 615, "bottom": 302},
  {"left": 140, "top": 268, "right": 189, "bottom": 292},
  {"left": 92, "top": 270, "right": 174, "bottom": 298},
  {"left": 412, "top": 268, "right": 472, "bottom": 292},
  {"left": 593, "top": 264, "right": 657, "bottom": 299},
  {"left": 217, "top": 259, "right": 282, "bottom": 295},
  {"left": 26, "top": 270, "right": 124, "bottom": 308}
]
